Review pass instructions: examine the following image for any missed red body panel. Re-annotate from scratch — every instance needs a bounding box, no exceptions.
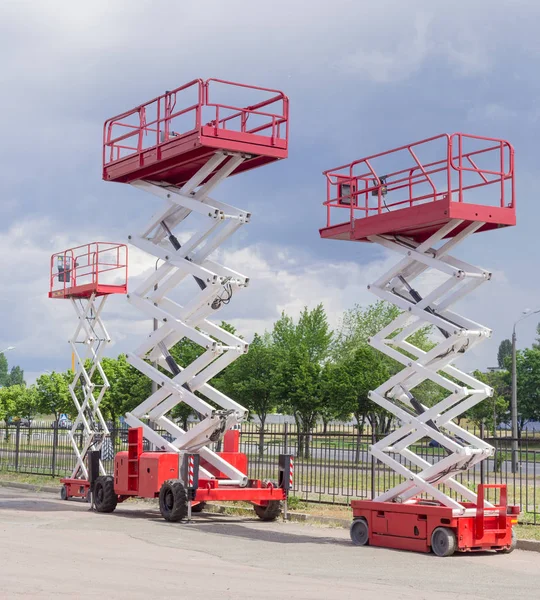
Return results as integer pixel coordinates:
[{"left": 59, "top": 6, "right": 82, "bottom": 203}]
[
  {"left": 320, "top": 198, "right": 516, "bottom": 244},
  {"left": 351, "top": 498, "right": 518, "bottom": 553},
  {"left": 201, "top": 452, "right": 248, "bottom": 479},
  {"left": 61, "top": 478, "right": 90, "bottom": 498},
  {"left": 115, "top": 451, "right": 180, "bottom": 498}
]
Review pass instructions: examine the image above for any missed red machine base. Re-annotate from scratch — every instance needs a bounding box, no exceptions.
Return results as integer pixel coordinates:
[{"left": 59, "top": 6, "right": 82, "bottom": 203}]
[
  {"left": 60, "top": 478, "right": 90, "bottom": 501},
  {"left": 351, "top": 495, "right": 519, "bottom": 556}
]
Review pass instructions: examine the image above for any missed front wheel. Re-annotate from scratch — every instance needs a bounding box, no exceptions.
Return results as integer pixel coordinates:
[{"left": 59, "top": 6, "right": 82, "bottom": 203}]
[
  {"left": 431, "top": 526, "right": 457, "bottom": 557},
  {"left": 94, "top": 476, "right": 118, "bottom": 513},
  {"left": 253, "top": 500, "right": 282, "bottom": 521},
  {"left": 159, "top": 479, "right": 188, "bottom": 522},
  {"left": 350, "top": 518, "right": 369, "bottom": 546},
  {"left": 60, "top": 485, "right": 68, "bottom": 501}
]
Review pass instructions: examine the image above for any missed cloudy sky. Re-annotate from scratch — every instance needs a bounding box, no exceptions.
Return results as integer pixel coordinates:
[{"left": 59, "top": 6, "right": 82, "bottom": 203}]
[{"left": 2, "top": 0, "right": 540, "bottom": 383}]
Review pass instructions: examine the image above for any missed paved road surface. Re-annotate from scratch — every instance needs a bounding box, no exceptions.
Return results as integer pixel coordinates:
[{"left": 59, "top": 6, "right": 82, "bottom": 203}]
[{"left": 0, "top": 487, "right": 538, "bottom": 599}]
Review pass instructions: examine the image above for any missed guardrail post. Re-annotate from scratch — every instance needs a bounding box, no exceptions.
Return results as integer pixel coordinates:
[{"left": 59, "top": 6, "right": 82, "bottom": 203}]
[
  {"left": 480, "top": 421, "right": 485, "bottom": 484},
  {"left": 51, "top": 422, "right": 58, "bottom": 477},
  {"left": 14, "top": 423, "right": 21, "bottom": 472},
  {"left": 371, "top": 429, "right": 376, "bottom": 500}
]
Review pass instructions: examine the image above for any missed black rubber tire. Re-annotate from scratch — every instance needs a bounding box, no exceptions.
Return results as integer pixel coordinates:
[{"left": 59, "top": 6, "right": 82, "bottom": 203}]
[
  {"left": 93, "top": 476, "right": 118, "bottom": 513},
  {"left": 159, "top": 479, "right": 188, "bottom": 522},
  {"left": 350, "top": 518, "right": 369, "bottom": 546},
  {"left": 191, "top": 501, "right": 206, "bottom": 513},
  {"left": 253, "top": 500, "right": 283, "bottom": 521},
  {"left": 60, "top": 485, "right": 68, "bottom": 501},
  {"left": 499, "top": 528, "right": 517, "bottom": 554},
  {"left": 431, "top": 527, "right": 457, "bottom": 557}
]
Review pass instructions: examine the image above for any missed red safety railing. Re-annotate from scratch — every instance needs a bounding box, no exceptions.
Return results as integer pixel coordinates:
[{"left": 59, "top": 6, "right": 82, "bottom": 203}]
[
  {"left": 103, "top": 78, "right": 289, "bottom": 166},
  {"left": 323, "top": 133, "right": 515, "bottom": 228},
  {"left": 49, "top": 242, "right": 128, "bottom": 298}
]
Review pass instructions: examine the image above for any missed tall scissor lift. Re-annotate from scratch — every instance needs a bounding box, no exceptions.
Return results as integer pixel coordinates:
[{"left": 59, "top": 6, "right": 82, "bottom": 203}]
[
  {"left": 49, "top": 243, "right": 128, "bottom": 500},
  {"left": 320, "top": 133, "right": 519, "bottom": 556},
  {"left": 94, "top": 78, "right": 293, "bottom": 521}
]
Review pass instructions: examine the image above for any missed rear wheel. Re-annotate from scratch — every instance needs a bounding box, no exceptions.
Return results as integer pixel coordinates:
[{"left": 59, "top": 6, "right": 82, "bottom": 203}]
[
  {"left": 191, "top": 501, "right": 206, "bottom": 513},
  {"left": 253, "top": 500, "right": 282, "bottom": 521},
  {"left": 93, "top": 476, "right": 118, "bottom": 513},
  {"left": 431, "top": 527, "right": 457, "bottom": 557},
  {"left": 159, "top": 479, "right": 188, "bottom": 522},
  {"left": 498, "top": 528, "right": 517, "bottom": 554},
  {"left": 350, "top": 518, "right": 369, "bottom": 546}
]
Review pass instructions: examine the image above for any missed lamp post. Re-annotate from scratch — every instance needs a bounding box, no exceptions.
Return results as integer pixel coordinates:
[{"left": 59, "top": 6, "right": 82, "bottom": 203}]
[
  {"left": 0, "top": 346, "right": 15, "bottom": 355},
  {"left": 511, "top": 308, "right": 540, "bottom": 473}
]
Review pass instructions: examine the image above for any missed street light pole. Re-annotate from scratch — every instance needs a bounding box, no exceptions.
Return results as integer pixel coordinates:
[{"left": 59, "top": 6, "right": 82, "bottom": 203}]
[
  {"left": 0, "top": 346, "right": 15, "bottom": 355},
  {"left": 511, "top": 308, "right": 540, "bottom": 473}
]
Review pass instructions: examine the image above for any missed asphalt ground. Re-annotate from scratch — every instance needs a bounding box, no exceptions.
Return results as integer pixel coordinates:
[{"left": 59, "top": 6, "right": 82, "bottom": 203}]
[{"left": 0, "top": 487, "right": 538, "bottom": 599}]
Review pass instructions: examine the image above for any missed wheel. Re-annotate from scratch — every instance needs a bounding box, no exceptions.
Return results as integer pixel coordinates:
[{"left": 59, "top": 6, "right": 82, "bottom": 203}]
[
  {"left": 191, "top": 501, "right": 206, "bottom": 513},
  {"left": 253, "top": 500, "right": 283, "bottom": 521},
  {"left": 93, "top": 476, "right": 118, "bottom": 513},
  {"left": 431, "top": 527, "right": 457, "bottom": 557},
  {"left": 159, "top": 479, "right": 188, "bottom": 522},
  {"left": 60, "top": 485, "right": 68, "bottom": 501},
  {"left": 350, "top": 518, "right": 369, "bottom": 546},
  {"left": 498, "top": 528, "right": 517, "bottom": 554}
]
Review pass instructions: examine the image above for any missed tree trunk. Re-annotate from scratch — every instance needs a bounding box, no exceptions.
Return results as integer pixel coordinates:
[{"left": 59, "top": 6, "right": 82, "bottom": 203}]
[
  {"left": 354, "top": 413, "right": 366, "bottom": 463},
  {"left": 302, "top": 417, "right": 314, "bottom": 460},
  {"left": 294, "top": 415, "right": 304, "bottom": 457},
  {"left": 322, "top": 417, "right": 329, "bottom": 434},
  {"left": 258, "top": 417, "right": 266, "bottom": 458}
]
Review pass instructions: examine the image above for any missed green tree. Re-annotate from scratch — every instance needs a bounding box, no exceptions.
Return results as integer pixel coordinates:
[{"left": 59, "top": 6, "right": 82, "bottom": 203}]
[
  {"left": 503, "top": 348, "right": 540, "bottom": 435},
  {"left": 8, "top": 365, "right": 25, "bottom": 387},
  {"left": 97, "top": 355, "right": 151, "bottom": 425},
  {"left": 0, "top": 353, "right": 9, "bottom": 387},
  {"left": 0, "top": 385, "right": 25, "bottom": 440},
  {"left": 35, "top": 372, "right": 72, "bottom": 423},
  {"left": 272, "top": 305, "right": 333, "bottom": 458},
  {"left": 497, "top": 339, "right": 512, "bottom": 368},
  {"left": 220, "top": 333, "right": 278, "bottom": 456},
  {"left": 468, "top": 370, "right": 510, "bottom": 433}
]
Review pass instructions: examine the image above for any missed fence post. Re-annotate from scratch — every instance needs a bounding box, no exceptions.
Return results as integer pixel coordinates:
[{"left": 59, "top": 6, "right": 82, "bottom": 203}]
[
  {"left": 15, "top": 423, "right": 21, "bottom": 472},
  {"left": 283, "top": 422, "right": 289, "bottom": 454},
  {"left": 51, "top": 422, "right": 58, "bottom": 477},
  {"left": 371, "top": 429, "right": 376, "bottom": 500},
  {"left": 480, "top": 421, "right": 485, "bottom": 484}
]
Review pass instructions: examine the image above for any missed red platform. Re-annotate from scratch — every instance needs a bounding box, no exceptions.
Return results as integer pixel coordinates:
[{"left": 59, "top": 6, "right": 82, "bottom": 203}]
[
  {"left": 320, "top": 133, "right": 515, "bottom": 244},
  {"left": 103, "top": 78, "right": 289, "bottom": 187},
  {"left": 49, "top": 242, "right": 128, "bottom": 299},
  {"left": 351, "top": 484, "right": 518, "bottom": 555}
]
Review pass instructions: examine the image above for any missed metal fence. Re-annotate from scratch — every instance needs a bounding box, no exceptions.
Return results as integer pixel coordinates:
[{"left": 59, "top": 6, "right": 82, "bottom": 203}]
[{"left": 1, "top": 421, "right": 539, "bottom": 524}]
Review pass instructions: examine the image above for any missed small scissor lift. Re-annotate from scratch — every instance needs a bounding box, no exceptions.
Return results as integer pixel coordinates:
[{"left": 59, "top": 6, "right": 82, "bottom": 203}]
[
  {"left": 49, "top": 242, "right": 128, "bottom": 500},
  {"left": 320, "top": 133, "right": 519, "bottom": 556},
  {"left": 91, "top": 78, "right": 293, "bottom": 522}
]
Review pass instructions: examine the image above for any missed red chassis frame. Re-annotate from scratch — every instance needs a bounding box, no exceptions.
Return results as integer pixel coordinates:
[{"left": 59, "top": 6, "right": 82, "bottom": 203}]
[
  {"left": 64, "top": 428, "right": 289, "bottom": 509},
  {"left": 351, "top": 486, "right": 519, "bottom": 554}
]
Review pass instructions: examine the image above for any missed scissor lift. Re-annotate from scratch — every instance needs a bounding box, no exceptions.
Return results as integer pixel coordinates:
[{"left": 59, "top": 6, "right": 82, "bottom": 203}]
[
  {"left": 49, "top": 242, "right": 128, "bottom": 500},
  {"left": 93, "top": 78, "right": 293, "bottom": 522},
  {"left": 320, "top": 133, "right": 519, "bottom": 556}
]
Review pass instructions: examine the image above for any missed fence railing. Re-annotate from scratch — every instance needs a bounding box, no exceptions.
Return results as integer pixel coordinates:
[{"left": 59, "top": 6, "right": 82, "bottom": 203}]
[{"left": 1, "top": 421, "right": 538, "bottom": 524}]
